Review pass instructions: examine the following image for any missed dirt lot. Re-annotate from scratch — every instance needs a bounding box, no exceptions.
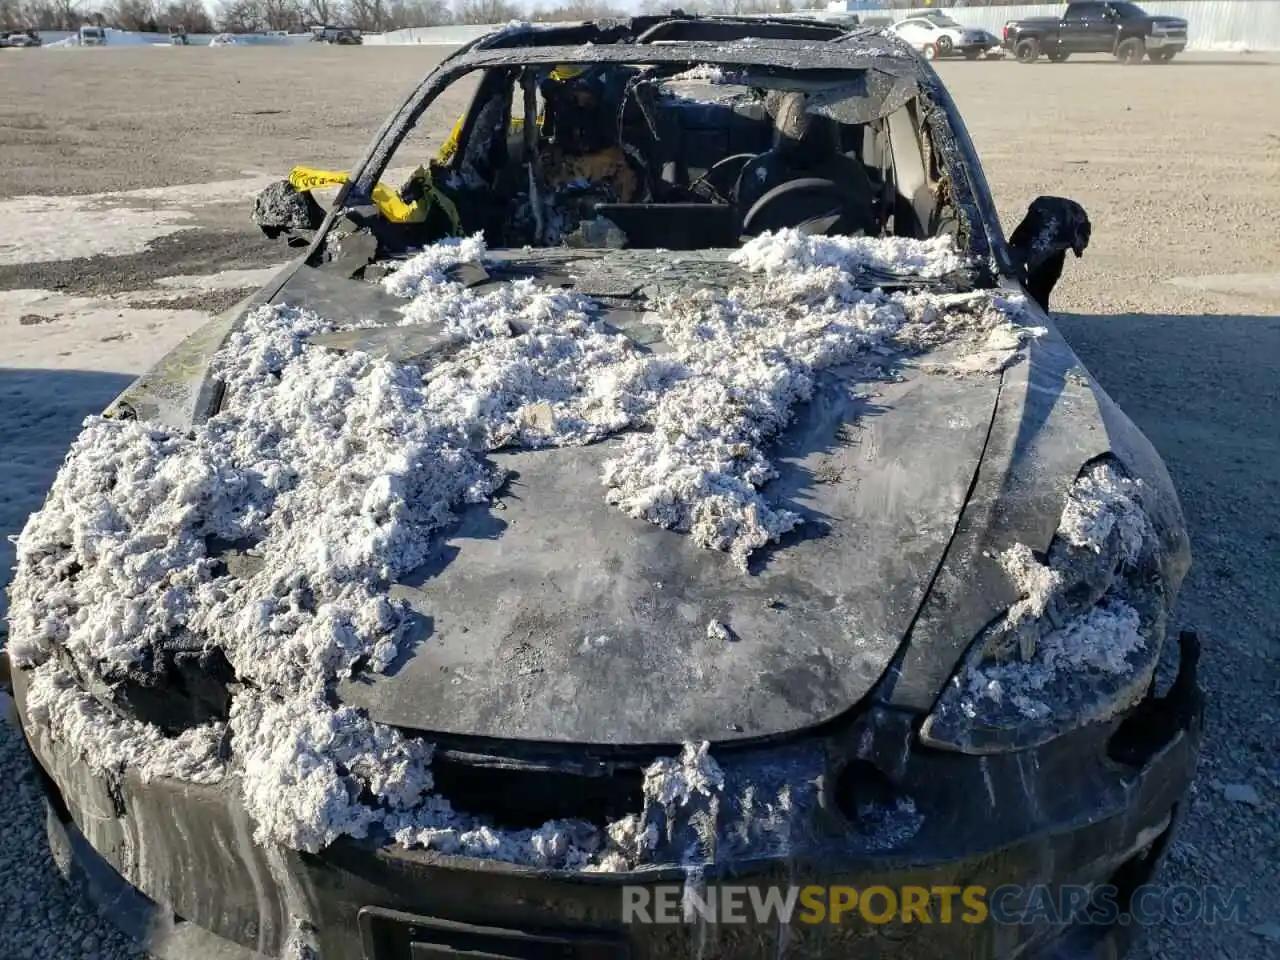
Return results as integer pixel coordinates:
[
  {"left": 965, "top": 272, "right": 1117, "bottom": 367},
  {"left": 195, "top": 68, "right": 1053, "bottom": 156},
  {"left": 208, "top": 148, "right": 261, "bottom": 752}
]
[{"left": 1, "top": 44, "right": 1278, "bottom": 960}]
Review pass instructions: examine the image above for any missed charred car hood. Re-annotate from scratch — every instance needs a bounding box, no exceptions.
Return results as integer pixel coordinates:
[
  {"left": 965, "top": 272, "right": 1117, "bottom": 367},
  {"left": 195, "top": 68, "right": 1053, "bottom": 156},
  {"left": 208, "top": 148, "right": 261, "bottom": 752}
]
[
  {"left": 246, "top": 250, "right": 1001, "bottom": 745},
  {"left": 106, "top": 249, "right": 1013, "bottom": 746}
]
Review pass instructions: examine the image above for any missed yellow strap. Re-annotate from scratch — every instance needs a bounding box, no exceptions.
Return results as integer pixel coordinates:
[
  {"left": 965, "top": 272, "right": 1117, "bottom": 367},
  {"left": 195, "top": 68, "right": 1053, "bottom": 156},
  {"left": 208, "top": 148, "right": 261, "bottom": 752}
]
[
  {"left": 404, "top": 167, "right": 463, "bottom": 235},
  {"left": 437, "top": 115, "right": 465, "bottom": 164},
  {"left": 288, "top": 165, "right": 433, "bottom": 226},
  {"left": 288, "top": 166, "right": 349, "bottom": 192}
]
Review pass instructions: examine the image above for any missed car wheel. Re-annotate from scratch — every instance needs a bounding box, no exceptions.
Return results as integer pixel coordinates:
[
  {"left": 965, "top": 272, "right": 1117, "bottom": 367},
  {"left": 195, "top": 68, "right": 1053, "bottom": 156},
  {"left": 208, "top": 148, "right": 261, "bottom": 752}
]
[
  {"left": 1116, "top": 37, "right": 1145, "bottom": 63},
  {"left": 1047, "top": 50, "right": 1071, "bottom": 61},
  {"left": 964, "top": 49, "right": 981, "bottom": 60},
  {"left": 937, "top": 34, "right": 953, "bottom": 55},
  {"left": 1015, "top": 38, "right": 1040, "bottom": 63},
  {"left": 1149, "top": 49, "right": 1175, "bottom": 62},
  {"left": 922, "top": 42, "right": 938, "bottom": 60}
]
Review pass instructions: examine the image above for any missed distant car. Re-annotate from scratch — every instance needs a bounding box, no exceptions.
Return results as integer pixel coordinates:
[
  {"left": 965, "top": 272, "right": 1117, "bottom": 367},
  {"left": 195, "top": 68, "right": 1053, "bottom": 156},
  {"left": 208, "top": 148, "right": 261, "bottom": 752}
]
[
  {"left": 208, "top": 32, "right": 240, "bottom": 46},
  {"left": 0, "top": 29, "right": 42, "bottom": 47},
  {"left": 9, "top": 15, "right": 1204, "bottom": 960},
  {"left": 311, "top": 23, "right": 362, "bottom": 44},
  {"left": 890, "top": 15, "right": 999, "bottom": 60},
  {"left": 1003, "top": 0, "right": 1189, "bottom": 64},
  {"left": 77, "top": 25, "right": 106, "bottom": 45}
]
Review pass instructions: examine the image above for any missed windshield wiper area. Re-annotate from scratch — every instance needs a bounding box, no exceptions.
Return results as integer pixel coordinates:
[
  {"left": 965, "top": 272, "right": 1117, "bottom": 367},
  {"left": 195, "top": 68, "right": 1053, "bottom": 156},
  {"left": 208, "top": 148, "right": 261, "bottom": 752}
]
[{"left": 858, "top": 262, "right": 989, "bottom": 294}]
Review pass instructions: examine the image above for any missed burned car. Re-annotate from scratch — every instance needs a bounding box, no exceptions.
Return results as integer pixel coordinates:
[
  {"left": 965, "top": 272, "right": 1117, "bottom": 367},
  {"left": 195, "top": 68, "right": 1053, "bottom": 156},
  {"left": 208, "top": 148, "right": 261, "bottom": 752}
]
[{"left": 5, "top": 14, "right": 1203, "bottom": 960}]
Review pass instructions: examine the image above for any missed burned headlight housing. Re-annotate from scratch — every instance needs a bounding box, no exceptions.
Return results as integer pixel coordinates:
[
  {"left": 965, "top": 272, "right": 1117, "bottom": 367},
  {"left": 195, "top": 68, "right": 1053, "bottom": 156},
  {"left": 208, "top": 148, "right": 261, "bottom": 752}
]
[{"left": 920, "top": 457, "right": 1169, "bottom": 754}]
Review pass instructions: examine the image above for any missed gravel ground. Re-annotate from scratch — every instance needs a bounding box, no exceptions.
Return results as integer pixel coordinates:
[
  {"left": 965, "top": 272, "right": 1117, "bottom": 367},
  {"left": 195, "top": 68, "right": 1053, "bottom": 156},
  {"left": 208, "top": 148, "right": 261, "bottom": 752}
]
[{"left": 1, "top": 45, "right": 1278, "bottom": 960}]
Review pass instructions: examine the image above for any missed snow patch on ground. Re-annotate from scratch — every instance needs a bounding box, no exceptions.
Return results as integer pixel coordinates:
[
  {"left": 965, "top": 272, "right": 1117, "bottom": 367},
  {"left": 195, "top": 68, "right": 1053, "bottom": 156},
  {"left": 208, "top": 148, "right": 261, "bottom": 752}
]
[
  {"left": 0, "top": 197, "right": 195, "bottom": 266},
  {"left": 0, "top": 177, "right": 278, "bottom": 266},
  {"left": 7, "top": 230, "right": 1035, "bottom": 862},
  {"left": 153, "top": 266, "right": 285, "bottom": 292},
  {"left": 0, "top": 266, "right": 286, "bottom": 374}
]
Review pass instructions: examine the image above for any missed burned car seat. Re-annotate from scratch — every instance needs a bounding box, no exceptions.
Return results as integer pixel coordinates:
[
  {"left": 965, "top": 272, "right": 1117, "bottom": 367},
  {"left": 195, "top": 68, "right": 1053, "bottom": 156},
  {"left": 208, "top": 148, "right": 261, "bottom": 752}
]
[{"left": 733, "top": 91, "right": 879, "bottom": 237}]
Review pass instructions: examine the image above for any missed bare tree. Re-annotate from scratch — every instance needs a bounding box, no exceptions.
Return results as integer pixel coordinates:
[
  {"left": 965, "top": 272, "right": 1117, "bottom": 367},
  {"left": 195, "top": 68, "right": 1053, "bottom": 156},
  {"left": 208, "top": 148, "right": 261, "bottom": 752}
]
[
  {"left": 384, "top": 0, "right": 449, "bottom": 28},
  {"left": 48, "top": 0, "right": 82, "bottom": 29},
  {"left": 259, "top": 0, "right": 299, "bottom": 29},
  {"left": 535, "top": 0, "right": 622, "bottom": 22},
  {"left": 216, "top": 0, "right": 264, "bottom": 31},
  {"left": 451, "top": 0, "right": 518, "bottom": 25},
  {"left": 159, "top": 0, "right": 213, "bottom": 30},
  {"left": 346, "top": 0, "right": 383, "bottom": 29},
  {"left": 110, "top": 0, "right": 158, "bottom": 29},
  {"left": 302, "top": 0, "right": 335, "bottom": 24}
]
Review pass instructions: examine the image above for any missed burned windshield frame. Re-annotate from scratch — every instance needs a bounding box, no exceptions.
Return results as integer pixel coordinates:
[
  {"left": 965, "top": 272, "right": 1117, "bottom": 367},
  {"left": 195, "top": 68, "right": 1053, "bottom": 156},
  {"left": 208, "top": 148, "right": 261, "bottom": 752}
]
[{"left": 334, "top": 41, "right": 1008, "bottom": 278}]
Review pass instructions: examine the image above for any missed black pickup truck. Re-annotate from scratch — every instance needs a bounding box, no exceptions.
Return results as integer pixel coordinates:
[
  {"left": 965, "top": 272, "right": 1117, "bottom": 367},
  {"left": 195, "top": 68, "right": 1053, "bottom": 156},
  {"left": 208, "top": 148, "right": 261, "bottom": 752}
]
[{"left": 1002, "top": 1, "right": 1189, "bottom": 64}]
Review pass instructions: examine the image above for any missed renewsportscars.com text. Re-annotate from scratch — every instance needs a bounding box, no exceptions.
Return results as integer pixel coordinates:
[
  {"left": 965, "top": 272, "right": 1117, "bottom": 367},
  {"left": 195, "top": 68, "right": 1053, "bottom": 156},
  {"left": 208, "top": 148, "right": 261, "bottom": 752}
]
[{"left": 621, "top": 884, "right": 1248, "bottom": 927}]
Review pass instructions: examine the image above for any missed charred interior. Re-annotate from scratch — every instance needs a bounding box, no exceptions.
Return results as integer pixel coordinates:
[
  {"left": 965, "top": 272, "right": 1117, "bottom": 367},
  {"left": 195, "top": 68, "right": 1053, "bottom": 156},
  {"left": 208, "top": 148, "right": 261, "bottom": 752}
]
[
  {"left": 390, "top": 65, "right": 951, "bottom": 253},
  {"left": 265, "top": 23, "right": 972, "bottom": 264}
]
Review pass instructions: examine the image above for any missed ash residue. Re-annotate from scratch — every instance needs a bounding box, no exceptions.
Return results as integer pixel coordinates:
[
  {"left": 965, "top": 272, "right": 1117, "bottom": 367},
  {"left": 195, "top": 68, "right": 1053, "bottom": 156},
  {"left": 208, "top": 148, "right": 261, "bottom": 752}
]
[{"left": 932, "top": 460, "right": 1165, "bottom": 734}]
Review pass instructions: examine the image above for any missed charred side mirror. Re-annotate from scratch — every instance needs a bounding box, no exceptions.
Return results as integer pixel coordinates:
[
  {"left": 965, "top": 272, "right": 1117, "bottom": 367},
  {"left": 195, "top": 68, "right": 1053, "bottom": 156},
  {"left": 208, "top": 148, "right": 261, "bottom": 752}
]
[{"left": 1008, "top": 196, "right": 1091, "bottom": 312}]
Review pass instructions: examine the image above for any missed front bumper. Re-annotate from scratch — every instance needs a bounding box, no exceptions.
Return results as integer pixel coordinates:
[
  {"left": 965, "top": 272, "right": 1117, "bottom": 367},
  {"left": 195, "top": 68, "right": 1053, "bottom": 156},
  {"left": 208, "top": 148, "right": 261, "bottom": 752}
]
[
  {"left": 1144, "top": 33, "right": 1187, "bottom": 51},
  {"left": 9, "top": 634, "right": 1204, "bottom": 960}
]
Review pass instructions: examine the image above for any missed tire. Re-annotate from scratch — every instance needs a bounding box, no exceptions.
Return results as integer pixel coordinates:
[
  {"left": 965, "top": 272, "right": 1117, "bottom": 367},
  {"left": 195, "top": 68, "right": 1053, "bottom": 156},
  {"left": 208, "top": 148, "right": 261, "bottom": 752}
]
[
  {"left": 1116, "top": 36, "right": 1145, "bottom": 64},
  {"left": 937, "top": 34, "right": 953, "bottom": 55},
  {"left": 922, "top": 42, "right": 938, "bottom": 60},
  {"left": 1149, "top": 49, "right": 1175, "bottom": 62},
  {"left": 1047, "top": 50, "right": 1071, "bottom": 62},
  {"left": 964, "top": 49, "right": 981, "bottom": 60},
  {"left": 1015, "top": 38, "right": 1040, "bottom": 63}
]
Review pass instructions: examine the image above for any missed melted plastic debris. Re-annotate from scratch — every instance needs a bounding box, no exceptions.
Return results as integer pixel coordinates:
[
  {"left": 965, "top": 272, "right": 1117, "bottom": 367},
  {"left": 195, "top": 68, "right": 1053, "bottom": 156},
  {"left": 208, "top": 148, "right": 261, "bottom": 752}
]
[
  {"left": 644, "top": 741, "right": 726, "bottom": 808},
  {"left": 943, "top": 460, "right": 1159, "bottom": 726},
  {"left": 252, "top": 180, "right": 324, "bottom": 237},
  {"left": 1058, "top": 460, "right": 1149, "bottom": 563},
  {"left": 960, "top": 599, "right": 1147, "bottom": 722},
  {"left": 998, "top": 543, "right": 1064, "bottom": 660},
  {"left": 666, "top": 65, "right": 731, "bottom": 83},
  {"left": 854, "top": 796, "right": 924, "bottom": 851},
  {"left": 24, "top": 663, "right": 226, "bottom": 785},
  {"left": 9, "top": 230, "right": 1032, "bottom": 862},
  {"left": 230, "top": 691, "right": 435, "bottom": 851}
]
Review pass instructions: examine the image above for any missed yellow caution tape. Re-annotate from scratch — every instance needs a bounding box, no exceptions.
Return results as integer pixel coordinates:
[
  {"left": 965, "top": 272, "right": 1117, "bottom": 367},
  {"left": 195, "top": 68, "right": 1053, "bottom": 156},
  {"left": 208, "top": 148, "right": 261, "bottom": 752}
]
[
  {"left": 438, "top": 112, "right": 548, "bottom": 164},
  {"left": 288, "top": 166, "right": 350, "bottom": 192},
  {"left": 437, "top": 115, "right": 465, "bottom": 164},
  {"left": 288, "top": 165, "right": 461, "bottom": 230},
  {"left": 403, "top": 166, "right": 462, "bottom": 236}
]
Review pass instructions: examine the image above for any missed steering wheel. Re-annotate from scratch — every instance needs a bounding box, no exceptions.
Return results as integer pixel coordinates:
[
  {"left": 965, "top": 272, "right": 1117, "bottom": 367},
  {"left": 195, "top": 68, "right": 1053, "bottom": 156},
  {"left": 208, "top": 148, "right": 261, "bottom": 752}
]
[
  {"left": 690, "top": 153, "right": 757, "bottom": 201},
  {"left": 740, "top": 177, "right": 876, "bottom": 238}
]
